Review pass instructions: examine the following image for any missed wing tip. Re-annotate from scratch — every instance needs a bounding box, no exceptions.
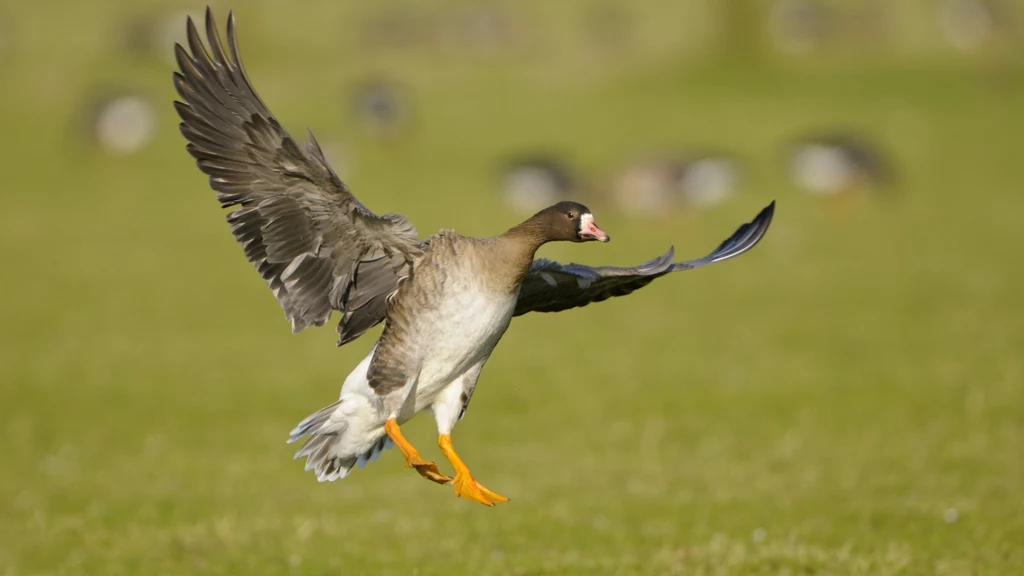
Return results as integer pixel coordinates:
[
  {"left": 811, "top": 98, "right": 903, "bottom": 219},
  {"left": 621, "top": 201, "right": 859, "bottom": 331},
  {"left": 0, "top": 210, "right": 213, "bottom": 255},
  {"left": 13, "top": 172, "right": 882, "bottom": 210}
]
[
  {"left": 185, "top": 11, "right": 200, "bottom": 43},
  {"left": 666, "top": 200, "right": 776, "bottom": 271},
  {"left": 750, "top": 199, "right": 776, "bottom": 243},
  {"left": 722, "top": 200, "right": 775, "bottom": 258}
]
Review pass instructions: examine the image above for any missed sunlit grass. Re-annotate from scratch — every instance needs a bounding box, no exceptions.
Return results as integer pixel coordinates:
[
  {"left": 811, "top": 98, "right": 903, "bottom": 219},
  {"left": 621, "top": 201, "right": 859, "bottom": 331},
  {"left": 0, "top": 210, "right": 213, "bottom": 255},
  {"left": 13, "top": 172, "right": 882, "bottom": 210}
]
[{"left": 1, "top": 1, "right": 1023, "bottom": 574}]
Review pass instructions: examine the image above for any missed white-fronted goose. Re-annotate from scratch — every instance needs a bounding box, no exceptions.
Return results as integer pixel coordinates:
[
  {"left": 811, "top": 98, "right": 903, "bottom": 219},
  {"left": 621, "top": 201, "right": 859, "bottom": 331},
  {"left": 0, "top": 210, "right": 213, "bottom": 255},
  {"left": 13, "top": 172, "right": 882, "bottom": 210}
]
[
  {"left": 767, "top": 0, "right": 829, "bottom": 55},
  {"left": 500, "top": 155, "right": 574, "bottom": 213},
  {"left": 351, "top": 78, "right": 409, "bottom": 136},
  {"left": 90, "top": 93, "right": 158, "bottom": 156},
  {"left": 678, "top": 154, "right": 742, "bottom": 208},
  {"left": 939, "top": 0, "right": 1001, "bottom": 53},
  {"left": 611, "top": 153, "right": 743, "bottom": 216},
  {"left": 173, "top": 10, "right": 775, "bottom": 506},
  {"left": 788, "top": 133, "right": 894, "bottom": 198}
]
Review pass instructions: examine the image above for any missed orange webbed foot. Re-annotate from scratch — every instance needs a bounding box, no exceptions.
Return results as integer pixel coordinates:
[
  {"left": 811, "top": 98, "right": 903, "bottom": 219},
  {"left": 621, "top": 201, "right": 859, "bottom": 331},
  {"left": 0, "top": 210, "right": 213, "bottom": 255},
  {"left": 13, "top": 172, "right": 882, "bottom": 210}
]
[
  {"left": 451, "top": 472, "right": 509, "bottom": 506},
  {"left": 438, "top": 433, "right": 509, "bottom": 507},
  {"left": 386, "top": 418, "right": 452, "bottom": 485},
  {"left": 408, "top": 455, "right": 453, "bottom": 485}
]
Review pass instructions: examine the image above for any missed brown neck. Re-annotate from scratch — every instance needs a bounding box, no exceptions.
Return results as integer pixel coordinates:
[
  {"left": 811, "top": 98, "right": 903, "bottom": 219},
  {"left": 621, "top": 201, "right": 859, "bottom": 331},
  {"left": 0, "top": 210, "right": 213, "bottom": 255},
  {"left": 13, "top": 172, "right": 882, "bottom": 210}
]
[
  {"left": 493, "top": 215, "right": 554, "bottom": 286},
  {"left": 502, "top": 215, "right": 552, "bottom": 254}
]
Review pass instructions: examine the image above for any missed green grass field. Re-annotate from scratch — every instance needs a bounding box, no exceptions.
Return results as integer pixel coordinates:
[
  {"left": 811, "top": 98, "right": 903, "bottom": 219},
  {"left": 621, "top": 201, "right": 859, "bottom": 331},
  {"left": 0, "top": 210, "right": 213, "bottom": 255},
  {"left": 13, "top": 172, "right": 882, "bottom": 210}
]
[{"left": 1, "top": 1, "right": 1023, "bottom": 574}]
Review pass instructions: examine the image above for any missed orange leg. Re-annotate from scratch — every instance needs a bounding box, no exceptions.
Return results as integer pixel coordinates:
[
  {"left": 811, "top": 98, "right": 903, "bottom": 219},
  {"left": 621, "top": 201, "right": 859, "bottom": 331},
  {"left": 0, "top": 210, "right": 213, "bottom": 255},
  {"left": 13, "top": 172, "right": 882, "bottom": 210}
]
[
  {"left": 384, "top": 419, "right": 451, "bottom": 484},
  {"left": 438, "top": 434, "right": 509, "bottom": 506}
]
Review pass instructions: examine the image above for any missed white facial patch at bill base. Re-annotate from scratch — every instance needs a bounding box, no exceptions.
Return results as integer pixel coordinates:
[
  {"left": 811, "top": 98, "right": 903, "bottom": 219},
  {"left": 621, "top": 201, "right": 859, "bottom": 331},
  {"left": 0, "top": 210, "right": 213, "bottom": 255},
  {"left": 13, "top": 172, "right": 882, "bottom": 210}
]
[{"left": 577, "top": 212, "right": 609, "bottom": 242}]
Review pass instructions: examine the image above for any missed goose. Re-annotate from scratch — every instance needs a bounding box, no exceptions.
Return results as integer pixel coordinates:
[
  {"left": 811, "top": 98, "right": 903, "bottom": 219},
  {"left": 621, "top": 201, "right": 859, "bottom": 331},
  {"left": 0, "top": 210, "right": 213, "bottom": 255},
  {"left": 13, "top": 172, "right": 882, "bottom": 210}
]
[
  {"left": 500, "top": 154, "right": 575, "bottom": 213},
  {"left": 173, "top": 9, "right": 776, "bottom": 506},
  {"left": 610, "top": 153, "right": 743, "bottom": 217},
  {"left": 787, "top": 133, "right": 895, "bottom": 198}
]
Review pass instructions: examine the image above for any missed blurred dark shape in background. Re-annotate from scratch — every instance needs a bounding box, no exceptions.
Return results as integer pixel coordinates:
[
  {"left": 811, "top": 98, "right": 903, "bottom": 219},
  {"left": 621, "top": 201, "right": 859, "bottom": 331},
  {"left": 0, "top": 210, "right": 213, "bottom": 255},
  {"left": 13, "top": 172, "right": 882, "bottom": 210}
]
[
  {"left": 766, "top": 0, "right": 893, "bottom": 56},
  {"left": 350, "top": 79, "right": 411, "bottom": 137},
  {"left": 610, "top": 156, "right": 682, "bottom": 217},
  {"left": 359, "top": 6, "right": 437, "bottom": 53},
  {"left": 607, "top": 153, "right": 743, "bottom": 217},
  {"left": 360, "top": 3, "right": 519, "bottom": 58},
  {"left": 87, "top": 92, "right": 158, "bottom": 156},
  {"left": 500, "top": 155, "right": 575, "bottom": 214},
  {"left": 677, "top": 154, "right": 743, "bottom": 209},
  {"left": 767, "top": 0, "right": 829, "bottom": 55},
  {"left": 440, "top": 4, "right": 516, "bottom": 56},
  {"left": 787, "top": 133, "right": 894, "bottom": 198},
  {"left": 939, "top": 0, "right": 1009, "bottom": 53}
]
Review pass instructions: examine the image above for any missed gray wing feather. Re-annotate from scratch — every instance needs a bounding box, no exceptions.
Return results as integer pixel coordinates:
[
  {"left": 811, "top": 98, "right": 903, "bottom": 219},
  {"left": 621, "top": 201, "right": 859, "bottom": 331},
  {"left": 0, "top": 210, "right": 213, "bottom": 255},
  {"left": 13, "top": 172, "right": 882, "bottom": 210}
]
[
  {"left": 514, "top": 201, "right": 775, "bottom": 316},
  {"left": 173, "top": 9, "right": 421, "bottom": 343}
]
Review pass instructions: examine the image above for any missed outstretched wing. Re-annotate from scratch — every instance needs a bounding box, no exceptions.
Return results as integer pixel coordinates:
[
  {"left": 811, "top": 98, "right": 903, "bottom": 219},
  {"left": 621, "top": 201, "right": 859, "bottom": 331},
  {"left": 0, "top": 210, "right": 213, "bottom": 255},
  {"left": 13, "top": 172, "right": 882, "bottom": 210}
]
[
  {"left": 173, "top": 9, "right": 421, "bottom": 345},
  {"left": 513, "top": 201, "right": 775, "bottom": 316}
]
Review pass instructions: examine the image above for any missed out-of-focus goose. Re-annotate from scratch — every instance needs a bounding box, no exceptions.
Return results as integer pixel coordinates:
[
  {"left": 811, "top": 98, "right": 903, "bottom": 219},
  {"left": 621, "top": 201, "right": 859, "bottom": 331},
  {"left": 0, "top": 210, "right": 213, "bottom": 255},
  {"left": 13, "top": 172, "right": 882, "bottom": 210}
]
[
  {"left": 173, "top": 10, "right": 775, "bottom": 506},
  {"left": 679, "top": 155, "right": 743, "bottom": 208},
  {"left": 611, "top": 156, "right": 685, "bottom": 217},
  {"left": 610, "top": 153, "right": 742, "bottom": 217},
  {"left": 499, "top": 155, "right": 575, "bottom": 213},
  {"left": 767, "top": 0, "right": 829, "bottom": 55},
  {"left": 788, "top": 133, "right": 894, "bottom": 198},
  {"left": 939, "top": 0, "right": 1001, "bottom": 53},
  {"left": 89, "top": 93, "right": 158, "bottom": 156},
  {"left": 351, "top": 78, "right": 409, "bottom": 137}
]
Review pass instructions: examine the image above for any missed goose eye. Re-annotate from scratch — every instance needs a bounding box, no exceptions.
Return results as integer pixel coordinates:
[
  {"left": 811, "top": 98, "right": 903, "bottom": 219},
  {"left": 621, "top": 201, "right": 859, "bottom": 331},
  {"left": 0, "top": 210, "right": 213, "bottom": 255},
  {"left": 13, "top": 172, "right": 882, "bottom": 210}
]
[{"left": 566, "top": 212, "right": 575, "bottom": 219}]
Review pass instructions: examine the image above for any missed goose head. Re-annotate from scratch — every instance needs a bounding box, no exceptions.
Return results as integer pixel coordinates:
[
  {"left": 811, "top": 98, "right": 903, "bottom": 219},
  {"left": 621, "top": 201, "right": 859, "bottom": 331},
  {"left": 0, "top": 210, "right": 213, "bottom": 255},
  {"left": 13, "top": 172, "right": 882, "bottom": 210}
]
[{"left": 534, "top": 201, "right": 610, "bottom": 243}]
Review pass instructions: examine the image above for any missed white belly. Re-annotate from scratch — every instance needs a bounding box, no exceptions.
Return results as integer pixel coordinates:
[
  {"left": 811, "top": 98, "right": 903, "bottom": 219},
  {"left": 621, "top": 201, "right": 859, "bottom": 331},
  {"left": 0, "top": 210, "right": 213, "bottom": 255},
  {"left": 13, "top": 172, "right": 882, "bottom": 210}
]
[
  {"left": 337, "top": 284, "right": 517, "bottom": 433},
  {"left": 404, "top": 289, "right": 516, "bottom": 416},
  {"left": 314, "top": 285, "right": 515, "bottom": 468}
]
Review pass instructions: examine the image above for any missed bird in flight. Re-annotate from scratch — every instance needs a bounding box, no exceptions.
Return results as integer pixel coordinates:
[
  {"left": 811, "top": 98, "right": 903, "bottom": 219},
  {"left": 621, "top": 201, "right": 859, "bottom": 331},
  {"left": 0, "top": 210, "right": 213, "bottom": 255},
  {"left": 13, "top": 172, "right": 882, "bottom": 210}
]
[{"left": 173, "top": 9, "right": 775, "bottom": 506}]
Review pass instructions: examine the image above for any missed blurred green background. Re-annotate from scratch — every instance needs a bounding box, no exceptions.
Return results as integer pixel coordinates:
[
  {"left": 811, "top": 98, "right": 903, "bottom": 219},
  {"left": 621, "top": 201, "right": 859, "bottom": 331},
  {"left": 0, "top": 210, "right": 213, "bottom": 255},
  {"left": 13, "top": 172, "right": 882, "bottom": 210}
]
[{"left": 2, "top": 0, "right": 1023, "bottom": 574}]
